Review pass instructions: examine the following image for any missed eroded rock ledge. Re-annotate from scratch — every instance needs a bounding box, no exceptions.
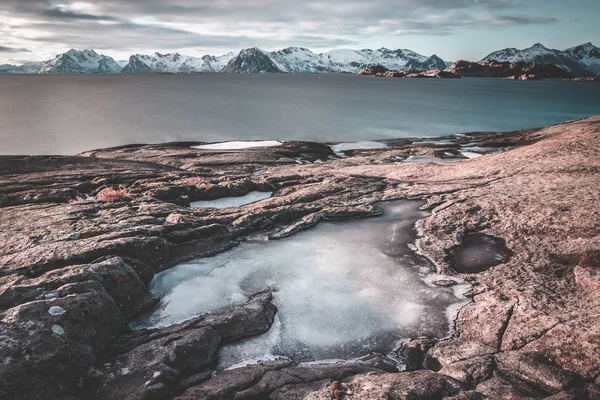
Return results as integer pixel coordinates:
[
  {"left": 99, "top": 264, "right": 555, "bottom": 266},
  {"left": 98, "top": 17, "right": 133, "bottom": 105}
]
[{"left": 1, "top": 117, "right": 599, "bottom": 399}]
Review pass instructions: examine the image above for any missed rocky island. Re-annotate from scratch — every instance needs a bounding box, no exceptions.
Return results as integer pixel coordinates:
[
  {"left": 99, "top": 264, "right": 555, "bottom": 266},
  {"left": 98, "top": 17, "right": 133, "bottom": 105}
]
[
  {"left": 1, "top": 116, "right": 600, "bottom": 400},
  {"left": 358, "top": 60, "right": 578, "bottom": 80}
]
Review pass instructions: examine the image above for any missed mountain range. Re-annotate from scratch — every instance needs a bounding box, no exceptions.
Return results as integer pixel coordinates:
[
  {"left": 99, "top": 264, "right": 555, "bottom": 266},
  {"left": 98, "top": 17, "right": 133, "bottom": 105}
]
[
  {"left": 1, "top": 42, "right": 598, "bottom": 76},
  {"left": 481, "top": 42, "right": 600, "bottom": 76}
]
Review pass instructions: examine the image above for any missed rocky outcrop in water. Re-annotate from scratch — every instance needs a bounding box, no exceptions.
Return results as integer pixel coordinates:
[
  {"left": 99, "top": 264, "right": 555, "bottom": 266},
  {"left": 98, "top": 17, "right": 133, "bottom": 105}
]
[
  {"left": 444, "top": 60, "right": 573, "bottom": 80},
  {"left": 358, "top": 65, "right": 461, "bottom": 79},
  {"left": 361, "top": 60, "right": 575, "bottom": 80},
  {"left": 481, "top": 42, "right": 599, "bottom": 76},
  {"left": 1, "top": 117, "right": 600, "bottom": 399}
]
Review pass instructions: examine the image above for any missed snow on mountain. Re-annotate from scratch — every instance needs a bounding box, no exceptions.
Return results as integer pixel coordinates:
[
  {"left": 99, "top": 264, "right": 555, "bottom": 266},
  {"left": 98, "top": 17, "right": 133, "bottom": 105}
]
[
  {"left": 121, "top": 52, "right": 235, "bottom": 73},
  {"left": 37, "top": 49, "right": 121, "bottom": 74},
  {"left": 225, "top": 47, "right": 445, "bottom": 73},
  {"left": 3, "top": 61, "right": 44, "bottom": 74},
  {"left": 269, "top": 47, "right": 329, "bottom": 73},
  {"left": 200, "top": 52, "right": 236, "bottom": 72},
  {"left": 2, "top": 43, "right": 596, "bottom": 75},
  {"left": 406, "top": 54, "right": 447, "bottom": 71},
  {"left": 0, "top": 64, "right": 16, "bottom": 72},
  {"left": 564, "top": 42, "right": 600, "bottom": 75},
  {"left": 481, "top": 43, "right": 597, "bottom": 77},
  {"left": 222, "top": 48, "right": 281, "bottom": 73}
]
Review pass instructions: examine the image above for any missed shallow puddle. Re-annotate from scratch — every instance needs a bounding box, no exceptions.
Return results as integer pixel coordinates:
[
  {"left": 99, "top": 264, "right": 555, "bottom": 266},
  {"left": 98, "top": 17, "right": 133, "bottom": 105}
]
[
  {"left": 446, "top": 233, "right": 511, "bottom": 273},
  {"left": 132, "top": 201, "right": 470, "bottom": 368},
  {"left": 190, "top": 191, "right": 272, "bottom": 208}
]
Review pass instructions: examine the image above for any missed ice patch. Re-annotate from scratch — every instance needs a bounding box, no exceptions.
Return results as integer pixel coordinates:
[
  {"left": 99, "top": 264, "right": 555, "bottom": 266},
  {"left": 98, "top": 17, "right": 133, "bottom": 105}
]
[
  {"left": 329, "top": 141, "right": 388, "bottom": 153},
  {"left": 52, "top": 325, "right": 65, "bottom": 335},
  {"left": 191, "top": 141, "right": 282, "bottom": 150},
  {"left": 405, "top": 156, "right": 443, "bottom": 163},
  {"left": 460, "top": 146, "right": 500, "bottom": 153},
  {"left": 460, "top": 151, "right": 483, "bottom": 159},
  {"left": 190, "top": 191, "right": 272, "bottom": 209},
  {"left": 48, "top": 306, "right": 65, "bottom": 316},
  {"left": 133, "top": 201, "right": 470, "bottom": 367},
  {"left": 420, "top": 140, "right": 454, "bottom": 145}
]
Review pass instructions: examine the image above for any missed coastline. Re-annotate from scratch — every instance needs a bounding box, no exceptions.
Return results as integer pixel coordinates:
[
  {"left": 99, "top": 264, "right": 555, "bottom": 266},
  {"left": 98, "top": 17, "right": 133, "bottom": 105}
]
[{"left": 1, "top": 116, "right": 599, "bottom": 399}]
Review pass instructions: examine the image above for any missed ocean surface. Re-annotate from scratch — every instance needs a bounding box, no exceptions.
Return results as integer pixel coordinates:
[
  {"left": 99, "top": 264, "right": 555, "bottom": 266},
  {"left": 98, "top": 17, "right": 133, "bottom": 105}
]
[{"left": 1, "top": 74, "right": 599, "bottom": 155}]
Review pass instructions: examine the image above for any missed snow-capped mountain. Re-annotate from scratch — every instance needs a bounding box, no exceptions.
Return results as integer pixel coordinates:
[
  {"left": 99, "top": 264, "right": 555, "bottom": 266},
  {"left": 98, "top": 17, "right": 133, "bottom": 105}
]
[
  {"left": 37, "top": 49, "right": 121, "bottom": 74},
  {"left": 222, "top": 48, "right": 281, "bottom": 73},
  {"left": 481, "top": 43, "right": 598, "bottom": 77},
  {"left": 0, "top": 64, "right": 16, "bottom": 72},
  {"left": 224, "top": 47, "right": 447, "bottom": 73},
  {"left": 1, "top": 43, "right": 596, "bottom": 75},
  {"left": 564, "top": 42, "right": 600, "bottom": 75},
  {"left": 121, "top": 52, "right": 234, "bottom": 73},
  {"left": 405, "top": 55, "right": 447, "bottom": 71},
  {"left": 201, "top": 53, "right": 236, "bottom": 72},
  {"left": 269, "top": 47, "right": 330, "bottom": 73},
  {"left": 3, "top": 61, "right": 44, "bottom": 74}
]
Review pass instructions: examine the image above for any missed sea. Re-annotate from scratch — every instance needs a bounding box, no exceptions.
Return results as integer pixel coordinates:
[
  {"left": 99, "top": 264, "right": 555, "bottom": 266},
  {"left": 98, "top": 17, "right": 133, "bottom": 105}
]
[{"left": 1, "top": 74, "right": 599, "bottom": 155}]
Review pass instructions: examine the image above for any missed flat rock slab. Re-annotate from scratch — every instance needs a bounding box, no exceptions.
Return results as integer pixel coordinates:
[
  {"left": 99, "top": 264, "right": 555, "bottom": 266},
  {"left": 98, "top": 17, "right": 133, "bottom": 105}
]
[{"left": 0, "top": 116, "right": 599, "bottom": 399}]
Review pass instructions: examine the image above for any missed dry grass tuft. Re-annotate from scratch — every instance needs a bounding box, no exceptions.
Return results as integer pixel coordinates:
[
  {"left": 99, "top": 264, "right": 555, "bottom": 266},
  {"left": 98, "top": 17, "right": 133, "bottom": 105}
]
[{"left": 96, "top": 188, "right": 132, "bottom": 202}]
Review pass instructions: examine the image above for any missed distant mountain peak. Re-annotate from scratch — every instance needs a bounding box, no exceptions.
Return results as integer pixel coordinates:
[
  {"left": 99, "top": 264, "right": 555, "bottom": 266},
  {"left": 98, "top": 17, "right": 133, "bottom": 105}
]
[
  {"left": 122, "top": 51, "right": 232, "bottom": 73},
  {"left": 240, "top": 47, "right": 264, "bottom": 54},
  {"left": 222, "top": 47, "right": 281, "bottom": 73},
  {"left": 481, "top": 42, "right": 598, "bottom": 77},
  {"left": 2, "top": 42, "right": 597, "bottom": 76},
  {"left": 36, "top": 49, "right": 121, "bottom": 74}
]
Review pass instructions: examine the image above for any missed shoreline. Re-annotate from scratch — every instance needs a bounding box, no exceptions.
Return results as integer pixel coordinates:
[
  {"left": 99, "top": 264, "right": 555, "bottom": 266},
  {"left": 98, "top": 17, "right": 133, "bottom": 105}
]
[{"left": 1, "top": 116, "right": 599, "bottom": 399}]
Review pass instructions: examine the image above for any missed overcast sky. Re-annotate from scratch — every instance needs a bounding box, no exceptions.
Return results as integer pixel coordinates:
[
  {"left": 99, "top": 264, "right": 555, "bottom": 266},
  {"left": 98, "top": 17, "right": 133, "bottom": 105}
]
[{"left": 1, "top": 0, "right": 598, "bottom": 64}]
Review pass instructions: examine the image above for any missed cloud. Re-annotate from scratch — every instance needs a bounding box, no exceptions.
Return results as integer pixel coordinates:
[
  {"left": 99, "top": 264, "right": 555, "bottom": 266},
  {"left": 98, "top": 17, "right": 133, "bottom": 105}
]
[
  {"left": 0, "top": 45, "right": 30, "bottom": 53},
  {"left": 0, "top": 0, "right": 565, "bottom": 60},
  {"left": 40, "top": 8, "right": 119, "bottom": 21}
]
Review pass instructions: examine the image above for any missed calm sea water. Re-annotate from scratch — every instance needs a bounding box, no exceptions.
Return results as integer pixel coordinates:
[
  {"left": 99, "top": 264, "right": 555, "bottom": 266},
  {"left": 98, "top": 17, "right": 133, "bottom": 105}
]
[{"left": 1, "top": 74, "right": 599, "bottom": 155}]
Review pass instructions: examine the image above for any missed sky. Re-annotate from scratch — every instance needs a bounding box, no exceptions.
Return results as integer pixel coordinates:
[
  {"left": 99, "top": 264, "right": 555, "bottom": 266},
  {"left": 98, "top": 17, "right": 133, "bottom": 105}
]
[{"left": 0, "top": 0, "right": 598, "bottom": 64}]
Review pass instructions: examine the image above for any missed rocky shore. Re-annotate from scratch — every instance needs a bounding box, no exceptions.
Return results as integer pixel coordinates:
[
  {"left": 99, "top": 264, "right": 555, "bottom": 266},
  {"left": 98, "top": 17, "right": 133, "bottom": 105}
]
[
  {"left": 1, "top": 116, "right": 599, "bottom": 400},
  {"left": 359, "top": 60, "right": 576, "bottom": 80}
]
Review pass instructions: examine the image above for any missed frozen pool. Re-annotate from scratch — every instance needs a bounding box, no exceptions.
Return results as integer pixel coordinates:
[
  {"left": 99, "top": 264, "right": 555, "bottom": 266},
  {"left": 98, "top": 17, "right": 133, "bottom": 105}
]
[
  {"left": 190, "top": 191, "right": 272, "bottom": 209},
  {"left": 132, "top": 200, "right": 470, "bottom": 367},
  {"left": 191, "top": 140, "right": 283, "bottom": 150},
  {"left": 405, "top": 155, "right": 443, "bottom": 163},
  {"left": 329, "top": 141, "right": 388, "bottom": 152}
]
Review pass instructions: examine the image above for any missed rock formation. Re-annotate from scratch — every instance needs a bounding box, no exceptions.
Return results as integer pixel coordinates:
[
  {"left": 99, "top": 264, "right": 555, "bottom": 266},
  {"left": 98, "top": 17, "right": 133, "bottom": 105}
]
[
  {"left": 358, "top": 65, "right": 461, "bottom": 79},
  {"left": 445, "top": 60, "right": 573, "bottom": 80},
  {"left": 1, "top": 117, "right": 600, "bottom": 399},
  {"left": 360, "top": 60, "right": 574, "bottom": 80}
]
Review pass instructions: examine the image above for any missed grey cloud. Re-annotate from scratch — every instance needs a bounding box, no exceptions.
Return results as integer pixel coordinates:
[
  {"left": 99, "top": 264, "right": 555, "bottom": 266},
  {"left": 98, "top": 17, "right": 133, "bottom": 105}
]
[
  {"left": 0, "top": 0, "right": 562, "bottom": 58},
  {"left": 0, "top": 45, "right": 31, "bottom": 53},
  {"left": 487, "top": 15, "right": 558, "bottom": 25},
  {"left": 40, "top": 8, "right": 120, "bottom": 21}
]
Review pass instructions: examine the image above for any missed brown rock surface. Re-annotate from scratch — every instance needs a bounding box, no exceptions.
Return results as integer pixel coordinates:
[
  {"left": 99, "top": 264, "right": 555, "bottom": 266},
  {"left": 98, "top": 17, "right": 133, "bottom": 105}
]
[{"left": 0, "top": 116, "right": 599, "bottom": 399}]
